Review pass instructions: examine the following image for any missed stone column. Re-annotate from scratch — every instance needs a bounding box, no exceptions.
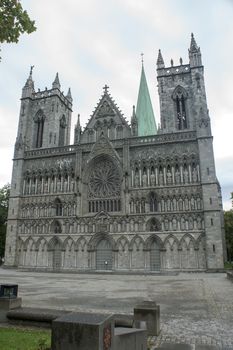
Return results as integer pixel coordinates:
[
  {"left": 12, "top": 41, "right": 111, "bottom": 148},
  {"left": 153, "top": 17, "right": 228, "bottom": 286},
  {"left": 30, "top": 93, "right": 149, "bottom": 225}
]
[
  {"left": 188, "top": 164, "right": 192, "bottom": 183},
  {"left": 23, "top": 179, "right": 26, "bottom": 195},
  {"left": 180, "top": 165, "right": 183, "bottom": 183},
  {"left": 155, "top": 167, "right": 158, "bottom": 185},
  {"left": 29, "top": 178, "right": 32, "bottom": 195}
]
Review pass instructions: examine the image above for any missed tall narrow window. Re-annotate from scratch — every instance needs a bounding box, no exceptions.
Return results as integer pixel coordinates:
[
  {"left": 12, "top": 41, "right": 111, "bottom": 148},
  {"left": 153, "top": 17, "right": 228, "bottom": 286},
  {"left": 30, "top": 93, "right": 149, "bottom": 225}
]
[
  {"left": 59, "top": 115, "right": 66, "bottom": 146},
  {"left": 149, "top": 192, "right": 157, "bottom": 212},
  {"left": 172, "top": 86, "right": 188, "bottom": 130},
  {"left": 55, "top": 198, "right": 62, "bottom": 216},
  {"left": 34, "top": 110, "right": 45, "bottom": 148}
]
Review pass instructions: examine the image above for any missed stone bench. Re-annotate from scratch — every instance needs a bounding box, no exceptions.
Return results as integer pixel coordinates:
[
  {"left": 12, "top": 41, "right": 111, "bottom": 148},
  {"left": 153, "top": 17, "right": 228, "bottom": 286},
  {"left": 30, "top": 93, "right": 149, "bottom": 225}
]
[{"left": 7, "top": 307, "right": 70, "bottom": 327}]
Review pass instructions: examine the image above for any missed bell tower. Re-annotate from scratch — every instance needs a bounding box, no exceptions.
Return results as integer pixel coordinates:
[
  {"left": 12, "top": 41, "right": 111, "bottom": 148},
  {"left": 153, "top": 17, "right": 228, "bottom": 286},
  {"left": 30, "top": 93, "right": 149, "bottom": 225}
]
[{"left": 156, "top": 33, "right": 208, "bottom": 134}]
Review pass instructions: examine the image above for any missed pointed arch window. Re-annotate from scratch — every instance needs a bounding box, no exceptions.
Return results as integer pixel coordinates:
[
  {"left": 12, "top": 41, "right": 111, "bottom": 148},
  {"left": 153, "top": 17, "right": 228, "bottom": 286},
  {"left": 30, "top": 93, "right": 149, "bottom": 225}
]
[
  {"left": 59, "top": 115, "right": 66, "bottom": 146},
  {"left": 34, "top": 110, "right": 45, "bottom": 148},
  {"left": 54, "top": 198, "right": 62, "bottom": 216},
  {"left": 172, "top": 86, "right": 188, "bottom": 130},
  {"left": 149, "top": 192, "right": 157, "bottom": 212}
]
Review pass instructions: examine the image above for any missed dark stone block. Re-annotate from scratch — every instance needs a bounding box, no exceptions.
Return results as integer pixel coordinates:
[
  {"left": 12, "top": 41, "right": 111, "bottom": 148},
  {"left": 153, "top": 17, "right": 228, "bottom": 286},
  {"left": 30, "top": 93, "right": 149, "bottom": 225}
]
[
  {"left": 134, "top": 301, "right": 160, "bottom": 336},
  {"left": 114, "top": 314, "right": 133, "bottom": 328},
  {"left": 0, "top": 297, "right": 22, "bottom": 322},
  {"left": 0, "top": 284, "right": 18, "bottom": 298},
  {"left": 114, "top": 327, "right": 147, "bottom": 350},
  {"left": 52, "top": 312, "right": 114, "bottom": 350}
]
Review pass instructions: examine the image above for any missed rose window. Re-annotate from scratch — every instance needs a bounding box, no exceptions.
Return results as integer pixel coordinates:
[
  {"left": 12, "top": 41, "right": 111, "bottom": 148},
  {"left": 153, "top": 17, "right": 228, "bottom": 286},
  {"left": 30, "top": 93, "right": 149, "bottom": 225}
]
[{"left": 88, "top": 158, "right": 121, "bottom": 198}]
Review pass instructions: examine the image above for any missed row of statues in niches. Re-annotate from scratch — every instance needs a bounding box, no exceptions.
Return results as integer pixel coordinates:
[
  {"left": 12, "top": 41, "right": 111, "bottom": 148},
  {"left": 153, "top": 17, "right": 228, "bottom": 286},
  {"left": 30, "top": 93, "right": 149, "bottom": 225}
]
[
  {"left": 132, "top": 164, "right": 199, "bottom": 187},
  {"left": 23, "top": 174, "right": 76, "bottom": 195},
  {"left": 129, "top": 194, "right": 202, "bottom": 214}
]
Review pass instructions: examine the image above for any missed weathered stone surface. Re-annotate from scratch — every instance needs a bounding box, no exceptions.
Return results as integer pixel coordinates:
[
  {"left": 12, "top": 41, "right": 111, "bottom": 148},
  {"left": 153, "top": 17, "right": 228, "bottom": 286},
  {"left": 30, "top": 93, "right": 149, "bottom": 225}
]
[
  {"left": 51, "top": 312, "right": 114, "bottom": 350},
  {"left": 226, "top": 271, "right": 233, "bottom": 282},
  {"left": 0, "top": 296, "right": 22, "bottom": 322},
  {"left": 159, "top": 344, "right": 193, "bottom": 349},
  {"left": 114, "top": 327, "right": 147, "bottom": 350},
  {"left": 195, "top": 345, "right": 220, "bottom": 350},
  {"left": 0, "top": 297, "right": 21, "bottom": 311},
  {"left": 134, "top": 301, "right": 160, "bottom": 336}
]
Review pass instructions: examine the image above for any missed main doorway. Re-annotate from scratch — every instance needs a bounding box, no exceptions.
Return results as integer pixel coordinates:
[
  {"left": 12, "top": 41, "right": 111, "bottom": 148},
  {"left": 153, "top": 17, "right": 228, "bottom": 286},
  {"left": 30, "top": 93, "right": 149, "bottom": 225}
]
[
  {"left": 96, "top": 239, "right": 112, "bottom": 270},
  {"left": 53, "top": 242, "right": 62, "bottom": 270},
  {"left": 150, "top": 241, "right": 161, "bottom": 271}
]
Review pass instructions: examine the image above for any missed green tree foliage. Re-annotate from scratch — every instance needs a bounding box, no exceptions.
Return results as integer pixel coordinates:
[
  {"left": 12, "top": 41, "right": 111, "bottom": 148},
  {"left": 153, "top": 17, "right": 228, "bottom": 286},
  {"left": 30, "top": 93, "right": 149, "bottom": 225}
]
[
  {"left": 224, "top": 193, "right": 233, "bottom": 262},
  {"left": 0, "top": 183, "right": 10, "bottom": 261},
  {"left": 0, "top": 0, "right": 36, "bottom": 58}
]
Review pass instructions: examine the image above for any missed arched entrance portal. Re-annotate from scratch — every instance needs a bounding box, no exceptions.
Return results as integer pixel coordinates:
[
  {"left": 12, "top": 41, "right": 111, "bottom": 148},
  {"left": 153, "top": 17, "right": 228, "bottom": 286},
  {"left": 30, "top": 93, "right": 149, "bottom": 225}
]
[
  {"left": 96, "top": 239, "right": 112, "bottom": 270},
  {"left": 150, "top": 241, "right": 161, "bottom": 271},
  {"left": 53, "top": 241, "right": 62, "bottom": 270}
]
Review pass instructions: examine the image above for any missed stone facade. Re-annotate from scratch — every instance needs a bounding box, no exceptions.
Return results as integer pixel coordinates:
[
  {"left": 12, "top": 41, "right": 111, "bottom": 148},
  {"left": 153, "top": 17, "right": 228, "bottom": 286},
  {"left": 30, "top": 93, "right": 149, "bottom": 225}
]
[{"left": 4, "top": 35, "right": 225, "bottom": 272}]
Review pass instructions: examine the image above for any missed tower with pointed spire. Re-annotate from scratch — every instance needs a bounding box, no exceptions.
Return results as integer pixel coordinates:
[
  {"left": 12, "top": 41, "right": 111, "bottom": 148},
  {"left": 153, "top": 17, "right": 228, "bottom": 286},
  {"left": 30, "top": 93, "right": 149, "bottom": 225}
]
[
  {"left": 136, "top": 59, "right": 157, "bottom": 136},
  {"left": 4, "top": 35, "right": 225, "bottom": 272}
]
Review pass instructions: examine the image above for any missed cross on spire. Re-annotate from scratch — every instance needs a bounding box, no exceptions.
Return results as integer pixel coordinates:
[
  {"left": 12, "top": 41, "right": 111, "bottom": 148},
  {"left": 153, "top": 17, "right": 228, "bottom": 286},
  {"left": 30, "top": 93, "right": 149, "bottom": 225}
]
[
  {"left": 103, "top": 84, "right": 109, "bottom": 93},
  {"left": 141, "top": 52, "right": 144, "bottom": 64},
  {"left": 30, "top": 65, "right": 34, "bottom": 76}
]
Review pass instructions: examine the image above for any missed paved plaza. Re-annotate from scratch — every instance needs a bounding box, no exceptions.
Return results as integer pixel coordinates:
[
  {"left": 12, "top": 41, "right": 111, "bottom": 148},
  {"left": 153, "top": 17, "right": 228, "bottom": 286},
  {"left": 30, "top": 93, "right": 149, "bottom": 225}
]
[{"left": 0, "top": 268, "right": 233, "bottom": 349}]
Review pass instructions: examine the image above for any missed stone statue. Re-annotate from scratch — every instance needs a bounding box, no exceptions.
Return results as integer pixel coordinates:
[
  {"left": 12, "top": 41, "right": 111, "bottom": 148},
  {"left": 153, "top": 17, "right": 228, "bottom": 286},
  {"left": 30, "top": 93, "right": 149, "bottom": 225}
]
[
  {"left": 167, "top": 169, "right": 172, "bottom": 184},
  {"left": 183, "top": 167, "right": 189, "bottom": 184}
]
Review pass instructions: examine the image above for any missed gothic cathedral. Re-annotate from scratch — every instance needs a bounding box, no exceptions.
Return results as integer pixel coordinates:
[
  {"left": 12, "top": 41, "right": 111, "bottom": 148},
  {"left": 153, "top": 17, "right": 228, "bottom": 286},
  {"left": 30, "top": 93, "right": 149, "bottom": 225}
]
[{"left": 4, "top": 35, "right": 225, "bottom": 272}]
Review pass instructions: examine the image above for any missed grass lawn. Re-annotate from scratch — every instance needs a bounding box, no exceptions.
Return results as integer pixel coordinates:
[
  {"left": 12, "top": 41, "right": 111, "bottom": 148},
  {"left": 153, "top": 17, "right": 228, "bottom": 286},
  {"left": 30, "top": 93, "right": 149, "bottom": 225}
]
[{"left": 0, "top": 327, "right": 51, "bottom": 350}]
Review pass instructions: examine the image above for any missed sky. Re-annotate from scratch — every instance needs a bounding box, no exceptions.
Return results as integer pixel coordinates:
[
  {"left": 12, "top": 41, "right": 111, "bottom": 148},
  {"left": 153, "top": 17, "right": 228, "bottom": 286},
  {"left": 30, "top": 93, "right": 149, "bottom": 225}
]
[{"left": 0, "top": 0, "right": 233, "bottom": 209}]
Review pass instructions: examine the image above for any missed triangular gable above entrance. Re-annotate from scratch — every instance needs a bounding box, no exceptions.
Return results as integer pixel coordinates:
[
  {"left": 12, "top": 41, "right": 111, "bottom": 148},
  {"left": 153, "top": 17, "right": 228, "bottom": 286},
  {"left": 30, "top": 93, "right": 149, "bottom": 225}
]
[{"left": 81, "top": 86, "right": 131, "bottom": 142}]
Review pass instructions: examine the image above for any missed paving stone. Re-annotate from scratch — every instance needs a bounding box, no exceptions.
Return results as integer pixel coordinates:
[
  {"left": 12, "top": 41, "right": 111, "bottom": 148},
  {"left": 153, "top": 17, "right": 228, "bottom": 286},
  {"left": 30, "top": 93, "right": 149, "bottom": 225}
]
[
  {"left": 0, "top": 269, "right": 233, "bottom": 349},
  {"left": 195, "top": 345, "right": 220, "bottom": 350},
  {"left": 158, "top": 344, "right": 194, "bottom": 349}
]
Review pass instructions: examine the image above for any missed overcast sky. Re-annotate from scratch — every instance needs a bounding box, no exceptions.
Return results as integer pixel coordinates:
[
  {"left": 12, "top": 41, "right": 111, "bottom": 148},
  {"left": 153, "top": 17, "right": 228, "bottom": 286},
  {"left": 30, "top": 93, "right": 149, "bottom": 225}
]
[{"left": 0, "top": 0, "right": 232, "bottom": 209}]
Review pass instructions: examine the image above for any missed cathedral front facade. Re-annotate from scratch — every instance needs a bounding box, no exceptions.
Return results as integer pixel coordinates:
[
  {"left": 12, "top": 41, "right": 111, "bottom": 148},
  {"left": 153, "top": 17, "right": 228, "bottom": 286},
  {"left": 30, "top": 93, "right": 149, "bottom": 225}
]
[{"left": 4, "top": 35, "right": 225, "bottom": 272}]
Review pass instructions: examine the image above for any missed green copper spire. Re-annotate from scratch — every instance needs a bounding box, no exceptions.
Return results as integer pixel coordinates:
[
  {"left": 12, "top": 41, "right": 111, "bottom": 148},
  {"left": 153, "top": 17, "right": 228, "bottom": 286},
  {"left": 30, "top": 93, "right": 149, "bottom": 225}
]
[{"left": 136, "top": 62, "right": 157, "bottom": 136}]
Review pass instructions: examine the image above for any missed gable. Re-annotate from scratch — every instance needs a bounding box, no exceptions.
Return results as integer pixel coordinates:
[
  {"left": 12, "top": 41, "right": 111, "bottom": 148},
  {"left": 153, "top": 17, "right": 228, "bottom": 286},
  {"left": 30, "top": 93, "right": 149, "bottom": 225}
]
[{"left": 81, "top": 86, "right": 131, "bottom": 142}]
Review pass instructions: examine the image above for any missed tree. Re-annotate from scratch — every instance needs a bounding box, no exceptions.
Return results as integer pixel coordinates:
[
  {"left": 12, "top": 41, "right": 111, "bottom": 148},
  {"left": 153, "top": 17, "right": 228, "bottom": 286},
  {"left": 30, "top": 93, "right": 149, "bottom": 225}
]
[
  {"left": 224, "top": 192, "right": 233, "bottom": 263},
  {"left": 0, "top": 183, "right": 10, "bottom": 262},
  {"left": 0, "top": 0, "right": 36, "bottom": 58}
]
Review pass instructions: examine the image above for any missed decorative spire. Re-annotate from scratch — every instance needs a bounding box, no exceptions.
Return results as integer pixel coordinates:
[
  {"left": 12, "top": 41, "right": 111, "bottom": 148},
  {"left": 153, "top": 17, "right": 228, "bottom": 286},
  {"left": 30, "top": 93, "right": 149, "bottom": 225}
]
[
  {"left": 74, "top": 114, "right": 82, "bottom": 144},
  {"left": 22, "top": 66, "right": 35, "bottom": 98},
  {"left": 131, "top": 105, "right": 137, "bottom": 122},
  {"left": 52, "top": 72, "right": 61, "bottom": 90},
  {"left": 136, "top": 64, "right": 157, "bottom": 136},
  {"left": 189, "top": 33, "right": 202, "bottom": 67},
  {"left": 157, "top": 49, "right": 165, "bottom": 69},
  {"left": 190, "top": 33, "right": 199, "bottom": 52},
  {"left": 77, "top": 113, "right": 80, "bottom": 127},
  {"left": 131, "top": 105, "right": 138, "bottom": 136},
  {"left": 66, "top": 87, "right": 72, "bottom": 102}
]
